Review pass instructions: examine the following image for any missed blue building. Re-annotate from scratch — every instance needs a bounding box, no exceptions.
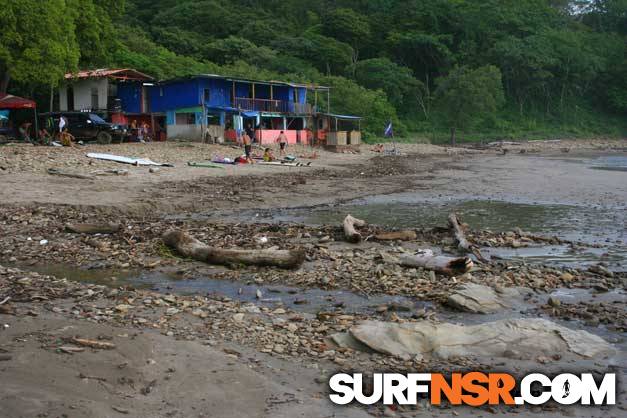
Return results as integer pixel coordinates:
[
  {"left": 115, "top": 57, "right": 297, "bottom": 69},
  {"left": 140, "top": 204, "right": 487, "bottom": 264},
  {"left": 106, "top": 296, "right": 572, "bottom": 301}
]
[{"left": 148, "top": 74, "right": 332, "bottom": 144}]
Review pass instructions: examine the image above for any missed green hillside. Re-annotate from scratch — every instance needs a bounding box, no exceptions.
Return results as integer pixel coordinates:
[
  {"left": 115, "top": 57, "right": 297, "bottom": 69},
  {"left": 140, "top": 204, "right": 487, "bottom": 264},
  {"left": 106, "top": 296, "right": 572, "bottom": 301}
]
[{"left": 2, "top": 0, "right": 626, "bottom": 141}]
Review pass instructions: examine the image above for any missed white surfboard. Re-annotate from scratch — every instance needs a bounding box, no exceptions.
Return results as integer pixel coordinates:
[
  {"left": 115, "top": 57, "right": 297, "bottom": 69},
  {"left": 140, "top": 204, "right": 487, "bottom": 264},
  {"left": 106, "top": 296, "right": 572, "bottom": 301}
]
[{"left": 86, "top": 153, "right": 173, "bottom": 167}]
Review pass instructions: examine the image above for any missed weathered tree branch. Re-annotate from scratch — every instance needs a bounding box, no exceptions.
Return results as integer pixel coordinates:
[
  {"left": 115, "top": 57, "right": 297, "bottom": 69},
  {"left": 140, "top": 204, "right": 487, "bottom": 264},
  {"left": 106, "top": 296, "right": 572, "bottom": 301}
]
[
  {"left": 343, "top": 214, "right": 366, "bottom": 243},
  {"left": 65, "top": 223, "right": 121, "bottom": 234},
  {"left": 398, "top": 249, "right": 473, "bottom": 276},
  {"left": 448, "top": 213, "right": 488, "bottom": 263},
  {"left": 162, "top": 230, "right": 305, "bottom": 269},
  {"left": 374, "top": 230, "right": 417, "bottom": 241}
]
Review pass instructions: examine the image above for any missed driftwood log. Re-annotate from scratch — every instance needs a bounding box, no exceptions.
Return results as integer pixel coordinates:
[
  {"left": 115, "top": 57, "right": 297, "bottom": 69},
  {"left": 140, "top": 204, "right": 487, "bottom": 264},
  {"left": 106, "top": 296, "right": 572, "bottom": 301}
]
[
  {"left": 162, "top": 230, "right": 305, "bottom": 269},
  {"left": 65, "top": 223, "right": 121, "bottom": 234},
  {"left": 375, "top": 230, "right": 417, "bottom": 241},
  {"left": 448, "top": 213, "right": 488, "bottom": 263},
  {"left": 398, "top": 250, "right": 473, "bottom": 276},
  {"left": 343, "top": 214, "right": 366, "bottom": 243}
]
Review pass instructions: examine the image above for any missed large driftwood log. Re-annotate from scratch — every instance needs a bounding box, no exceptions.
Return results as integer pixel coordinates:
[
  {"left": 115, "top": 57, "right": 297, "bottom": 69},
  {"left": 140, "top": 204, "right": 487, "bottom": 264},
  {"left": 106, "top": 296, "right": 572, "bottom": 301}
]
[
  {"left": 375, "top": 230, "right": 417, "bottom": 241},
  {"left": 448, "top": 213, "right": 488, "bottom": 263},
  {"left": 65, "top": 223, "right": 121, "bottom": 234},
  {"left": 343, "top": 214, "right": 366, "bottom": 243},
  {"left": 398, "top": 250, "right": 473, "bottom": 276},
  {"left": 162, "top": 230, "right": 305, "bottom": 269}
]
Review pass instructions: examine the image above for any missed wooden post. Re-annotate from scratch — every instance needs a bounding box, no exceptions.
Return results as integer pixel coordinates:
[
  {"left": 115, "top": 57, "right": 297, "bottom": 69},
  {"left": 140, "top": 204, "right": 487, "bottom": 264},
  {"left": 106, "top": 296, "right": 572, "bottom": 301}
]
[{"left": 327, "top": 89, "right": 330, "bottom": 113}]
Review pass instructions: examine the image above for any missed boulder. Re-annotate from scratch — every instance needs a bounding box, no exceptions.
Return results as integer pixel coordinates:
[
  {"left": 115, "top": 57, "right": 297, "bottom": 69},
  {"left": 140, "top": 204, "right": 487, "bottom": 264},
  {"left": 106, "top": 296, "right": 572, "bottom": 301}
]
[
  {"left": 344, "top": 318, "right": 614, "bottom": 361},
  {"left": 446, "top": 283, "right": 529, "bottom": 314}
]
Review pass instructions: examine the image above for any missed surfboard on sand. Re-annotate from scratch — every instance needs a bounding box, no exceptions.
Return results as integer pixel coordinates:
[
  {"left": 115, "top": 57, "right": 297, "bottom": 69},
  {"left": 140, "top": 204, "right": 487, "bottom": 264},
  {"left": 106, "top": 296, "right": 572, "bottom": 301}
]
[
  {"left": 187, "top": 161, "right": 224, "bottom": 169},
  {"left": 257, "top": 161, "right": 312, "bottom": 167},
  {"left": 86, "top": 153, "right": 174, "bottom": 167}
]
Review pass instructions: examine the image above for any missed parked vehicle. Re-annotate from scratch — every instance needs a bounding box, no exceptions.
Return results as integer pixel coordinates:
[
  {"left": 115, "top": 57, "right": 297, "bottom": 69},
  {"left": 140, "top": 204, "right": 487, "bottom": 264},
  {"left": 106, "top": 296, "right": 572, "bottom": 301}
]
[{"left": 39, "top": 112, "right": 128, "bottom": 144}]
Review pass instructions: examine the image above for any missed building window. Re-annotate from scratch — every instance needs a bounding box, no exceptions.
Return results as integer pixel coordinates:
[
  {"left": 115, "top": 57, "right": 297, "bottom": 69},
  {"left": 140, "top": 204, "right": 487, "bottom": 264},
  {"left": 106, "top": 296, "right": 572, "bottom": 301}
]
[
  {"left": 175, "top": 112, "right": 196, "bottom": 125},
  {"left": 91, "top": 87, "right": 99, "bottom": 110},
  {"left": 204, "top": 88, "right": 211, "bottom": 103},
  {"left": 207, "top": 113, "right": 220, "bottom": 125}
]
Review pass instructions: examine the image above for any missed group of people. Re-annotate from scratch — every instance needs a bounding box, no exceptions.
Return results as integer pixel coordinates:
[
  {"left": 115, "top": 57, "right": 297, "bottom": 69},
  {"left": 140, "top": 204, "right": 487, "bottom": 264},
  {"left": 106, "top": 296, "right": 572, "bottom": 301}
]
[
  {"left": 15, "top": 117, "right": 74, "bottom": 147},
  {"left": 130, "top": 119, "right": 152, "bottom": 142},
  {"left": 240, "top": 127, "right": 288, "bottom": 164}
]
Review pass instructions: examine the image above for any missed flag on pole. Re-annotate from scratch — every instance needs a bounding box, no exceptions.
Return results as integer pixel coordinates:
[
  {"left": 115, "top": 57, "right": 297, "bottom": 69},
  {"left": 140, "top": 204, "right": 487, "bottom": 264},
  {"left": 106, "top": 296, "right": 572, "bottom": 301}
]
[{"left": 384, "top": 121, "right": 393, "bottom": 138}]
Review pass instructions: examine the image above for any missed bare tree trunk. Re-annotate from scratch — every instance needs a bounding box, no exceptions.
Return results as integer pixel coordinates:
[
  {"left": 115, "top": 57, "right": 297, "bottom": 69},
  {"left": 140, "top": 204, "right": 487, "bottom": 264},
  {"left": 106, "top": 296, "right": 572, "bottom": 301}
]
[
  {"left": 416, "top": 92, "right": 429, "bottom": 119},
  {"left": 162, "top": 230, "right": 305, "bottom": 269},
  {"left": 49, "top": 84, "right": 54, "bottom": 112},
  {"left": 0, "top": 71, "right": 10, "bottom": 94},
  {"left": 448, "top": 213, "right": 488, "bottom": 263},
  {"left": 398, "top": 250, "right": 473, "bottom": 276},
  {"left": 343, "top": 214, "right": 366, "bottom": 243}
]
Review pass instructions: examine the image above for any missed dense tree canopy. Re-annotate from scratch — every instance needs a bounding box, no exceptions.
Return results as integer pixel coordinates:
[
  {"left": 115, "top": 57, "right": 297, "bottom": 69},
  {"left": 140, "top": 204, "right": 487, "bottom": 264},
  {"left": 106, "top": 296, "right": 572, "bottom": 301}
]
[{"left": 1, "top": 0, "right": 625, "bottom": 139}]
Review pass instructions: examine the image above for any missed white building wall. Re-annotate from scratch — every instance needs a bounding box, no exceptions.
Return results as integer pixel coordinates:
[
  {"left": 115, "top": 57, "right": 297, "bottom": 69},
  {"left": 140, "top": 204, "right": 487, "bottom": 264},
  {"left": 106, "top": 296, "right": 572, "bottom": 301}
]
[
  {"left": 167, "top": 124, "right": 203, "bottom": 140},
  {"left": 59, "top": 86, "right": 68, "bottom": 111},
  {"left": 71, "top": 79, "right": 109, "bottom": 111}
]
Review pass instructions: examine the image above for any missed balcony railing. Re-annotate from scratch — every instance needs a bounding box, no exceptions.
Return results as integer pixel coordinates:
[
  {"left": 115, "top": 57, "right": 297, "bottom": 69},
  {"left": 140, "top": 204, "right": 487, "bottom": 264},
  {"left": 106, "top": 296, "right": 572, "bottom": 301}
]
[{"left": 233, "top": 97, "right": 313, "bottom": 114}]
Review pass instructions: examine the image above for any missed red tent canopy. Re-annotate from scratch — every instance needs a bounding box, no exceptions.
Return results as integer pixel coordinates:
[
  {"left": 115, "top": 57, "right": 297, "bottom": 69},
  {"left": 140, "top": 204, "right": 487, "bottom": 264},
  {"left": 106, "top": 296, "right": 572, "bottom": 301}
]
[{"left": 0, "top": 93, "right": 36, "bottom": 109}]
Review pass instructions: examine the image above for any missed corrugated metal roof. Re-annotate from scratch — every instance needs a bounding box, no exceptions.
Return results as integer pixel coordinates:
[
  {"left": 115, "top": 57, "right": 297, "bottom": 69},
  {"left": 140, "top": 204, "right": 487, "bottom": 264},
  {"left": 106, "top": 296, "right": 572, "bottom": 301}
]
[
  {"left": 162, "top": 73, "right": 329, "bottom": 90},
  {"left": 64, "top": 69, "right": 154, "bottom": 81}
]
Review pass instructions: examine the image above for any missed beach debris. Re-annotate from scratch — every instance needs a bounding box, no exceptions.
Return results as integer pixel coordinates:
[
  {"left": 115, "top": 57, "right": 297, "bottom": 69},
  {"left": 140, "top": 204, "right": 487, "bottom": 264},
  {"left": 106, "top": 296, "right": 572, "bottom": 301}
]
[
  {"left": 343, "top": 214, "right": 366, "bottom": 243},
  {"left": 65, "top": 223, "right": 121, "bottom": 234},
  {"left": 374, "top": 230, "right": 417, "bottom": 241},
  {"left": 398, "top": 249, "right": 473, "bottom": 276},
  {"left": 162, "top": 229, "right": 305, "bottom": 269},
  {"left": 47, "top": 168, "right": 94, "bottom": 180},
  {"left": 448, "top": 213, "right": 488, "bottom": 263},
  {"left": 70, "top": 337, "right": 116, "bottom": 350}
]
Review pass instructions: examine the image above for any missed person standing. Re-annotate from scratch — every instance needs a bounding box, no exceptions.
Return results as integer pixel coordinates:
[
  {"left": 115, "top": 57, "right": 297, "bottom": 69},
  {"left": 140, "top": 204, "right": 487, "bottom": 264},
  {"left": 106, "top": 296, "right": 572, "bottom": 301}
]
[
  {"left": 245, "top": 123, "right": 255, "bottom": 143},
  {"left": 242, "top": 131, "right": 254, "bottom": 164},
  {"left": 276, "top": 130, "right": 288, "bottom": 157},
  {"left": 58, "top": 115, "right": 67, "bottom": 138}
]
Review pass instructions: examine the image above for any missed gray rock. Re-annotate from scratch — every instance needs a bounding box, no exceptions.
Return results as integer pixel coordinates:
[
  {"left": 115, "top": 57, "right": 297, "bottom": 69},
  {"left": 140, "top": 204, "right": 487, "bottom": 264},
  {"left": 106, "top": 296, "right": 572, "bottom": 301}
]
[
  {"left": 446, "top": 283, "right": 528, "bottom": 314},
  {"left": 347, "top": 318, "right": 614, "bottom": 362}
]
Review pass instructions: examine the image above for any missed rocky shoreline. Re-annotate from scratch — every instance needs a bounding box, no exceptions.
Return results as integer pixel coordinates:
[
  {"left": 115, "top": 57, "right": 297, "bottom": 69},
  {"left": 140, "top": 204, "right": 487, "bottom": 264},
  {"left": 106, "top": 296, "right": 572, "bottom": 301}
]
[{"left": 1, "top": 140, "right": 626, "bottom": 417}]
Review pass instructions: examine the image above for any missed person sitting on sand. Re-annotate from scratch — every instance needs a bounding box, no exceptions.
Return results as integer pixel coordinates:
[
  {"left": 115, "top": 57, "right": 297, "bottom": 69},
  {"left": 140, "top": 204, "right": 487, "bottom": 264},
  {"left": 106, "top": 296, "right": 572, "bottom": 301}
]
[
  {"left": 263, "top": 148, "right": 275, "bottom": 162},
  {"left": 38, "top": 127, "right": 52, "bottom": 145},
  {"left": 59, "top": 127, "right": 76, "bottom": 147},
  {"left": 18, "top": 122, "right": 32, "bottom": 143},
  {"left": 372, "top": 143, "right": 384, "bottom": 153}
]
